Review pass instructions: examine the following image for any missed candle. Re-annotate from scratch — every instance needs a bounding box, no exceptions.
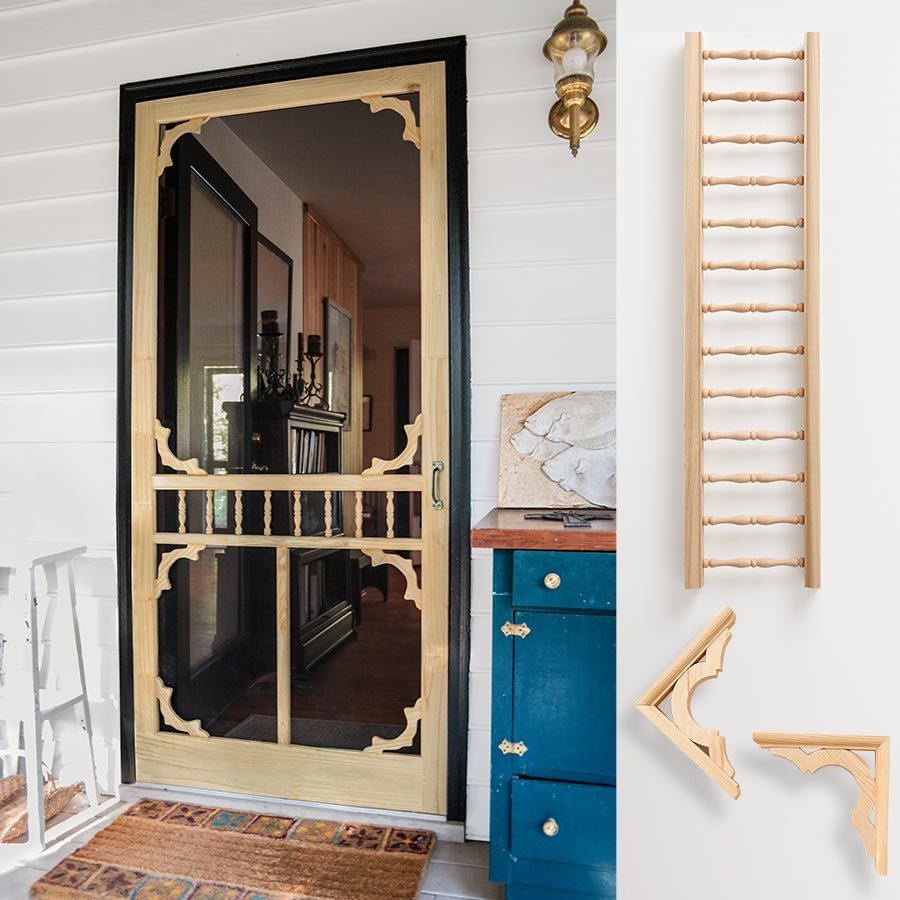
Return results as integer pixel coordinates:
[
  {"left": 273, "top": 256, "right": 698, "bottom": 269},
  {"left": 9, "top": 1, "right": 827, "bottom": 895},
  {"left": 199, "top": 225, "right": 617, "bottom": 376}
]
[
  {"left": 296, "top": 332, "right": 303, "bottom": 364},
  {"left": 260, "top": 309, "right": 280, "bottom": 334},
  {"left": 307, "top": 333, "right": 322, "bottom": 356}
]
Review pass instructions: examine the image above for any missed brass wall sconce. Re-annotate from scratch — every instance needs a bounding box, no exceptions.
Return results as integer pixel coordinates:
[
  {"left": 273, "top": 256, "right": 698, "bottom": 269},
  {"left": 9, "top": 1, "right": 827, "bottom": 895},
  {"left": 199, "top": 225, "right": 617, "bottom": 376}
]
[{"left": 543, "top": 2, "right": 607, "bottom": 157}]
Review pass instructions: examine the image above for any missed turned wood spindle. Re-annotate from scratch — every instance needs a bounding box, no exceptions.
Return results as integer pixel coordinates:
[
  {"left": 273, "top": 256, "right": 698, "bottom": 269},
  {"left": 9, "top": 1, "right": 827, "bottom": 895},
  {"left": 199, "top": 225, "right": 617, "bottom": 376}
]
[
  {"left": 702, "top": 49, "right": 804, "bottom": 61},
  {"left": 703, "top": 302, "right": 804, "bottom": 313},
  {"left": 234, "top": 489, "right": 243, "bottom": 535},
  {"left": 263, "top": 490, "right": 272, "bottom": 536},
  {"left": 204, "top": 490, "right": 213, "bottom": 535},
  {"left": 177, "top": 489, "right": 186, "bottom": 534},
  {"left": 702, "top": 260, "right": 804, "bottom": 271},
  {"left": 703, "top": 557, "right": 805, "bottom": 569},
  {"left": 703, "top": 387, "right": 805, "bottom": 399},
  {"left": 703, "top": 430, "right": 805, "bottom": 441},
  {"left": 293, "top": 490, "right": 301, "bottom": 537},
  {"left": 703, "top": 514, "right": 805, "bottom": 526},
  {"left": 703, "top": 472, "right": 806, "bottom": 484},
  {"left": 702, "top": 176, "right": 804, "bottom": 187},
  {"left": 702, "top": 345, "right": 803, "bottom": 357},
  {"left": 702, "top": 91, "right": 804, "bottom": 102},
  {"left": 702, "top": 217, "right": 803, "bottom": 229},
  {"left": 386, "top": 490, "right": 395, "bottom": 539},
  {"left": 324, "top": 490, "right": 333, "bottom": 538},
  {"left": 703, "top": 133, "right": 804, "bottom": 145},
  {"left": 355, "top": 491, "right": 363, "bottom": 538}
]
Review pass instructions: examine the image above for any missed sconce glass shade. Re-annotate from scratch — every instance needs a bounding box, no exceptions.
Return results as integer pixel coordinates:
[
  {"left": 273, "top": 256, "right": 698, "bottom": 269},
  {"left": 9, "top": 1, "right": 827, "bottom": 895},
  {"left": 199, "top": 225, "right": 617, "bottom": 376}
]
[{"left": 543, "top": 2, "right": 607, "bottom": 156}]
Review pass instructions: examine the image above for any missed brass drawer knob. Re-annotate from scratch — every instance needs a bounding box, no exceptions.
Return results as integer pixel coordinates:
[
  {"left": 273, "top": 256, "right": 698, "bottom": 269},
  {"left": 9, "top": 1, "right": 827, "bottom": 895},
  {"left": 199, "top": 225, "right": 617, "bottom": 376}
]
[
  {"left": 542, "top": 818, "right": 559, "bottom": 837},
  {"left": 543, "top": 572, "right": 561, "bottom": 590}
]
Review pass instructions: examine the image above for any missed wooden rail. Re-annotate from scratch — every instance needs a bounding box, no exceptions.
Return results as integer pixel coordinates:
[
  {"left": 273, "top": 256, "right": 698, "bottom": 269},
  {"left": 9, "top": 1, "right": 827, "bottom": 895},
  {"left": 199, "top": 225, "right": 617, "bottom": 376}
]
[
  {"left": 702, "top": 260, "right": 804, "bottom": 271},
  {"left": 703, "top": 515, "right": 805, "bottom": 526},
  {"left": 702, "top": 218, "right": 803, "bottom": 229},
  {"left": 703, "top": 91, "right": 803, "bottom": 102},
  {"left": 702, "top": 388, "right": 804, "bottom": 399},
  {"left": 703, "top": 557, "right": 805, "bottom": 569},
  {"left": 703, "top": 133, "right": 804, "bottom": 144},
  {"left": 703, "top": 49, "right": 804, "bottom": 60},
  {"left": 703, "top": 430, "right": 804, "bottom": 441},
  {"left": 703, "top": 472, "right": 805, "bottom": 484},
  {"left": 703, "top": 302, "right": 804, "bottom": 313},
  {"left": 703, "top": 176, "right": 803, "bottom": 186},
  {"left": 702, "top": 345, "right": 803, "bottom": 356}
]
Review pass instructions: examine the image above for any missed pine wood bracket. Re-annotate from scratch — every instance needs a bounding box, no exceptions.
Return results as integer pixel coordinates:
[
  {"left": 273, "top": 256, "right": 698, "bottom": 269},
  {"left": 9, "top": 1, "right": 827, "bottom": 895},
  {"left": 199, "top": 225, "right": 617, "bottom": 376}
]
[
  {"left": 362, "top": 413, "right": 423, "bottom": 475},
  {"left": 156, "top": 116, "right": 210, "bottom": 176},
  {"left": 155, "top": 419, "right": 206, "bottom": 474},
  {"left": 753, "top": 733, "right": 890, "bottom": 875},
  {"left": 155, "top": 676, "right": 210, "bottom": 739},
  {"left": 153, "top": 544, "right": 205, "bottom": 600},
  {"left": 361, "top": 548, "right": 422, "bottom": 609},
  {"left": 364, "top": 698, "right": 422, "bottom": 754},
  {"left": 360, "top": 95, "right": 420, "bottom": 149},
  {"left": 635, "top": 606, "right": 740, "bottom": 798}
]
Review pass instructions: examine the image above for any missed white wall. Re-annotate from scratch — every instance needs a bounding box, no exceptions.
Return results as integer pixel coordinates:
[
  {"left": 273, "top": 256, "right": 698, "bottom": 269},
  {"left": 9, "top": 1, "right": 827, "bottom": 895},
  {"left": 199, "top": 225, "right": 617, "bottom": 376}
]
[
  {"left": 618, "top": 6, "right": 900, "bottom": 897},
  {"left": 0, "top": 0, "right": 615, "bottom": 839}
]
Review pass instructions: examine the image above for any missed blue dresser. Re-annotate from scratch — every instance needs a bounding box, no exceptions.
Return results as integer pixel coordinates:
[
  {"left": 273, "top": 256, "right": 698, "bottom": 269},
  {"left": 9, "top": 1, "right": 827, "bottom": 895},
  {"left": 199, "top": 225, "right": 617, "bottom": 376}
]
[{"left": 473, "top": 511, "right": 616, "bottom": 899}]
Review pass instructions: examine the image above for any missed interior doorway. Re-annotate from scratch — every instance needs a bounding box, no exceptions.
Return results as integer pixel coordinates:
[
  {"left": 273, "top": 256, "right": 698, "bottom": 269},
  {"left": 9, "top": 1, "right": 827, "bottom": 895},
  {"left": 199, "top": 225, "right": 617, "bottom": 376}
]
[{"left": 117, "top": 40, "right": 470, "bottom": 819}]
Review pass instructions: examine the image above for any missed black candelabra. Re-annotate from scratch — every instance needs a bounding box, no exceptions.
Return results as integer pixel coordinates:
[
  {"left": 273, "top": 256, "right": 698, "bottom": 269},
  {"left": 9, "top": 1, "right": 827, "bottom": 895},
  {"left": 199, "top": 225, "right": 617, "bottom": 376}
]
[
  {"left": 293, "top": 331, "right": 326, "bottom": 408},
  {"left": 256, "top": 310, "right": 296, "bottom": 402}
]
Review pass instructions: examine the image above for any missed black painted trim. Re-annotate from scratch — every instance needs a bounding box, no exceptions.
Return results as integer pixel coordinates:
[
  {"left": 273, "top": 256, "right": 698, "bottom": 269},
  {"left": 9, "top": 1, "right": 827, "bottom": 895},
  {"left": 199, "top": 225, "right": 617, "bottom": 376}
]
[{"left": 116, "top": 36, "right": 470, "bottom": 821}]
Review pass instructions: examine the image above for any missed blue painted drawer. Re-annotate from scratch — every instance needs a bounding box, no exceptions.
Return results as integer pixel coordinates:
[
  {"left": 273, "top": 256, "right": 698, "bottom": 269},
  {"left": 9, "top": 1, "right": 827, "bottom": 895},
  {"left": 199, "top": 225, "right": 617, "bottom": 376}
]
[
  {"left": 509, "top": 777, "right": 615, "bottom": 896},
  {"left": 511, "top": 610, "right": 615, "bottom": 782},
  {"left": 512, "top": 550, "right": 615, "bottom": 611}
]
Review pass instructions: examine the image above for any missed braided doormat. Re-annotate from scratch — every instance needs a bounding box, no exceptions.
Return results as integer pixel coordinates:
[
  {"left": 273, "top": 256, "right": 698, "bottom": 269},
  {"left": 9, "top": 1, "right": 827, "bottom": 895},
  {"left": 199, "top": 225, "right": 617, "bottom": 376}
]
[{"left": 30, "top": 798, "right": 435, "bottom": 899}]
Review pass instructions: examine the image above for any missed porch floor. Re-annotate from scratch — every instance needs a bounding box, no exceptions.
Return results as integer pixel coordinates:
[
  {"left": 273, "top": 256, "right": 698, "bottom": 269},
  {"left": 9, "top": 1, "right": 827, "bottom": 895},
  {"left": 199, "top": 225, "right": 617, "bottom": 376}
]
[{"left": 0, "top": 800, "right": 500, "bottom": 899}]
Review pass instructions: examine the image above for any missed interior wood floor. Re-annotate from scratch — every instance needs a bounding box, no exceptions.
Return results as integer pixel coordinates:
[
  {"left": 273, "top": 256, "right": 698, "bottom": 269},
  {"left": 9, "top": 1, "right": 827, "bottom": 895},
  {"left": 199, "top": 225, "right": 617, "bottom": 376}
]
[{"left": 209, "top": 565, "right": 421, "bottom": 735}]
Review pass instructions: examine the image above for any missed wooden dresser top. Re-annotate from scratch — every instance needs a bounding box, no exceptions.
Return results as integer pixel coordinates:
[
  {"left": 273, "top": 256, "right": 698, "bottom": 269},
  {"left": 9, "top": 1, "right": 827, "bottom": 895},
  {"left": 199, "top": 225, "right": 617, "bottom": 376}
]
[{"left": 471, "top": 508, "right": 616, "bottom": 552}]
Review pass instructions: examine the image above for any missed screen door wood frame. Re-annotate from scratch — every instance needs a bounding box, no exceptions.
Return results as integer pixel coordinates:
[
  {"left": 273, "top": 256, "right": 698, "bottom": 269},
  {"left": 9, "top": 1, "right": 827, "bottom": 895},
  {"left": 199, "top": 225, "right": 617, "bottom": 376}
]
[{"left": 123, "top": 60, "right": 452, "bottom": 815}]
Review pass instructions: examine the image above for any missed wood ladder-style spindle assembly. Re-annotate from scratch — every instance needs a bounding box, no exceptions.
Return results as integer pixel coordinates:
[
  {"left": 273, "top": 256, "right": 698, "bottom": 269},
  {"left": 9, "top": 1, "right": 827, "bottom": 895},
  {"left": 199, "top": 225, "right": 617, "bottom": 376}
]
[{"left": 684, "top": 32, "right": 821, "bottom": 588}]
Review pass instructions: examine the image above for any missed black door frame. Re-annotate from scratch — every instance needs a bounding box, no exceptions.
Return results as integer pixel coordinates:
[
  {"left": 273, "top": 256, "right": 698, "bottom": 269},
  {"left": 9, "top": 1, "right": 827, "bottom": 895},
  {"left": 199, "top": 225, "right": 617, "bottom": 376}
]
[{"left": 116, "top": 37, "right": 470, "bottom": 820}]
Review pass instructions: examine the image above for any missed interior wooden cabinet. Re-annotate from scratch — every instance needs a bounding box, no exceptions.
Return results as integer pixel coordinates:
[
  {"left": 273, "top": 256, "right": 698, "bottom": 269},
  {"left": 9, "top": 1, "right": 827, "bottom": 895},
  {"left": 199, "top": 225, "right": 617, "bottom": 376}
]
[{"left": 128, "top": 62, "right": 450, "bottom": 815}]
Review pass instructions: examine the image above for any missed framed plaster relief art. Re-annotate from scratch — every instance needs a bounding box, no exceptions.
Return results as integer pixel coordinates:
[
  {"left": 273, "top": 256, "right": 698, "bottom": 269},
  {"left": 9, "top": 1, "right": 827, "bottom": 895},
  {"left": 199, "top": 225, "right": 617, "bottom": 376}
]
[
  {"left": 323, "top": 297, "right": 352, "bottom": 427},
  {"left": 498, "top": 391, "right": 616, "bottom": 509}
]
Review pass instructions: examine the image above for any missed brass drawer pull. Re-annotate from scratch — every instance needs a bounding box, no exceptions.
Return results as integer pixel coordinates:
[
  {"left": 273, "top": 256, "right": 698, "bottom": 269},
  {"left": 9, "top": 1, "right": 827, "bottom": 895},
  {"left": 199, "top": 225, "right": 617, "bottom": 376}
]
[
  {"left": 543, "top": 572, "right": 561, "bottom": 589},
  {"left": 542, "top": 818, "right": 559, "bottom": 837},
  {"left": 498, "top": 739, "right": 528, "bottom": 756},
  {"left": 501, "top": 621, "right": 531, "bottom": 638}
]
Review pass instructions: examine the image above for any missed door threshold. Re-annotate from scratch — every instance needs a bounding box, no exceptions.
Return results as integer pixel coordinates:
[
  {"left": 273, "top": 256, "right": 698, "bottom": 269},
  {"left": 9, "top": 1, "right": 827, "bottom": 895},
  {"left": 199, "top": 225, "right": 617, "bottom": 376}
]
[{"left": 119, "top": 783, "right": 465, "bottom": 842}]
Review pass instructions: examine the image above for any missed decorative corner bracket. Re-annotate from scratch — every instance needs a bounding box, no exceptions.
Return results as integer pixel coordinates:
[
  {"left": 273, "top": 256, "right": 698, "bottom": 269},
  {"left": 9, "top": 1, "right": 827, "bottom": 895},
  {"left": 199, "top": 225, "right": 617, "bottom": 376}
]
[
  {"left": 154, "top": 544, "right": 205, "bottom": 600},
  {"left": 155, "top": 419, "right": 206, "bottom": 474},
  {"left": 635, "top": 606, "right": 740, "bottom": 798},
  {"left": 364, "top": 698, "right": 422, "bottom": 754},
  {"left": 361, "top": 548, "right": 421, "bottom": 609},
  {"left": 753, "top": 732, "right": 890, "bottom": 875},
  {"left": 360, "top": 95, "right": 420, "bottom": 149},
  {"left": 157, "top": 116, "right": 210, "bottom": 176},
  {"left": 155, "top": 676, "right": 209, "bottom": 739},
  {"left": 362, "top": 413, "right": 423, "bottom": 475}
]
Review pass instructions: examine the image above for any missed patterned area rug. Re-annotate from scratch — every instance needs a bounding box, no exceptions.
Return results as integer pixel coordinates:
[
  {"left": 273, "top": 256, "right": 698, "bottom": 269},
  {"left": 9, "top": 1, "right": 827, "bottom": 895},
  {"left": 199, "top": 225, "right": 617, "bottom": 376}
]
[{"left": 30, "top": 799, "right": 435, "bottom": 899}]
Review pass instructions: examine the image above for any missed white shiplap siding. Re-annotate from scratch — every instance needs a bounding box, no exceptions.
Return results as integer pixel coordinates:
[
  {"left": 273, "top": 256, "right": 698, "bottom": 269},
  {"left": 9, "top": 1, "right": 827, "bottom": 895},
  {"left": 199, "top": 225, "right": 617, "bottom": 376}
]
[{"left": 0, "top": 0, "right": 615, "bottom": 839}]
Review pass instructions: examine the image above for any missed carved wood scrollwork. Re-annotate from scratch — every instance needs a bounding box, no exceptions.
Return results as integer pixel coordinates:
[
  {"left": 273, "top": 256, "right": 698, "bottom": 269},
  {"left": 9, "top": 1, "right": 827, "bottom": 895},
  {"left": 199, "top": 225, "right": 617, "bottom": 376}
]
[
  {"left": 155, "top": 676, "right": 209, "bottom": 739},
  {"left": 361, "top": 548, "right": 421, "bottom": 610},
  {"left": 155, "top": 419, "right": 206, "bottom": 474},
  {"left": 753, "top": 733, "right": 890, "bottom": 875},
  {"left": 360, "top": 95, "right": 421, "bottom": 149},
  {"left": 362, "top": 413, "right": 423, "bottom": 476},
  {"left": 154, "top": 544, "right": 206, "bottom": 600},
  {"left": 364, "top": 698, "right": 422, "bottom": 754},
  {"left": 156, "top": 116, "right": 210, "bottom": 176},
  {"left": 635, "top": 607, "right": 740, "bottom": 798}
]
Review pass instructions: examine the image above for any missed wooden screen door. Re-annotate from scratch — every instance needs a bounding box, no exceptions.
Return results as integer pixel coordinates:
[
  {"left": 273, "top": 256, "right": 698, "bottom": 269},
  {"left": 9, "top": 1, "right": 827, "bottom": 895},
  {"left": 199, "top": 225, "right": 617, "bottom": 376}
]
[{"left": 129, "top": 63, "right": 450, "bottom": 814}]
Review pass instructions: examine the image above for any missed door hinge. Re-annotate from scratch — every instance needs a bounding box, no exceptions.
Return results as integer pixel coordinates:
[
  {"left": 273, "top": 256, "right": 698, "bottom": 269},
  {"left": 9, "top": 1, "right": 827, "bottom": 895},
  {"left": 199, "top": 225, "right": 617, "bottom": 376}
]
[
  {"left": 501, "top": 621, "right": 531, "bottom": 638},
  {"left": 498, "top": 739, "right": 528, "bottom": 756},
  {"left": 159, "top": 185, "right": 177, "bottom": 219}
]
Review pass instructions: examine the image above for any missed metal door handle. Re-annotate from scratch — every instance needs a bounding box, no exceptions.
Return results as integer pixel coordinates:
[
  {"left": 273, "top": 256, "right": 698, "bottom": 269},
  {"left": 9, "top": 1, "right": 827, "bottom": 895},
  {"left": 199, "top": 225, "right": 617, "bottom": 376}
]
[{"left": 431, "top": 460, "right": 445, "bottom": 510}]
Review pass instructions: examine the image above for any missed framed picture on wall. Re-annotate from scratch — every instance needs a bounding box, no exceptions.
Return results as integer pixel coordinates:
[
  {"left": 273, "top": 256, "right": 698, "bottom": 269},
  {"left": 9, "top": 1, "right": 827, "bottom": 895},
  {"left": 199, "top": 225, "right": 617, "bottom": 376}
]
[
  {"left": 362, "top": 395, "right": 372, "bottom": 431},
  {"left": 323, "top": 297, "right": 352, "bottom": 428}
]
